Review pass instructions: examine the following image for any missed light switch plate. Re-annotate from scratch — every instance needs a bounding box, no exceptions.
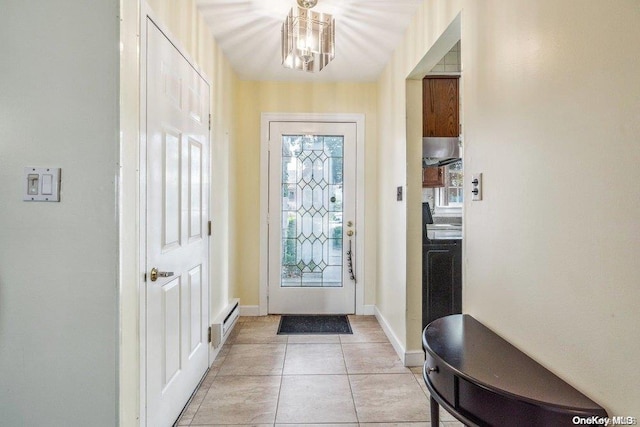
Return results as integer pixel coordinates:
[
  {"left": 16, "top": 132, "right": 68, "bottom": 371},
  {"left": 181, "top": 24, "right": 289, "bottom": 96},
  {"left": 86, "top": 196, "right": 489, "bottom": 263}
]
[{"left": 23, "top": 167, "right": 61, "bottom": 202}]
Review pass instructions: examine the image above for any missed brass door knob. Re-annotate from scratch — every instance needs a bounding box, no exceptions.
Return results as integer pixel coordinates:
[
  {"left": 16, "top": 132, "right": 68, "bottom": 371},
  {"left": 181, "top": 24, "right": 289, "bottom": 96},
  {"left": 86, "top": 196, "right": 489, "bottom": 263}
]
[
  {"left": 346, "top": 230, "right": 354, "bottom": 237},
  {"left": 150, "top": 267, "right": 175, "bottom": 282}
]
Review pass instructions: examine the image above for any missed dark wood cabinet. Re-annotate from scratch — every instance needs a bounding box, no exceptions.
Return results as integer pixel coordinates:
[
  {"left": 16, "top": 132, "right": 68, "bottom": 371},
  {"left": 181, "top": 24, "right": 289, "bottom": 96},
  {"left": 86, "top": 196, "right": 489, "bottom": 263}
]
[
  {"left": 423, "top": 77, "right": 459, "bottom": 138},
  {"left": 422, "top": 240, "right": 462, "bottom": 331},
  {"left": 422, "top": 166, "right": 445, "bottom": 188},
  {"left": 422, "top": 76, "right": 459, "bottom": 184}
]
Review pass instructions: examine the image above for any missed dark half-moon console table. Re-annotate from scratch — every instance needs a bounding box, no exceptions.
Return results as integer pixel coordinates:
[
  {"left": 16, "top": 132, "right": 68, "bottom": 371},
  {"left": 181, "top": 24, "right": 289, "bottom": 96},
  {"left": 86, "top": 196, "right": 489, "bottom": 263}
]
[{"left": 422, "top": 314, "right": 608, "bottom": 426}]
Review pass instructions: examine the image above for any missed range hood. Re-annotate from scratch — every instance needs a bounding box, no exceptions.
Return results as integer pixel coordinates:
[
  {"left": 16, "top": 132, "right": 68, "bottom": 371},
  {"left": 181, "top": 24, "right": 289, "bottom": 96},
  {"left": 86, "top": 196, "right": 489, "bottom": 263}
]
[{"left": 422, "top": 137, "right": 461, "bottom": 167}]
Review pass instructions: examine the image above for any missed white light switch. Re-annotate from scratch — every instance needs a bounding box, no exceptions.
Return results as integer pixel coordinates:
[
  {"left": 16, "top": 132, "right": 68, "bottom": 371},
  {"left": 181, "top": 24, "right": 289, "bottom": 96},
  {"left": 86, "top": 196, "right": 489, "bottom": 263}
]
[
  {"left": 42, "top": 174, "right": 53, "bottom": 195},
  {"left": 27, "top": 174, "right": 39, "bottom": 195},
  {"left": 23, "top": 167, "right": 61, "bottom": 202}
]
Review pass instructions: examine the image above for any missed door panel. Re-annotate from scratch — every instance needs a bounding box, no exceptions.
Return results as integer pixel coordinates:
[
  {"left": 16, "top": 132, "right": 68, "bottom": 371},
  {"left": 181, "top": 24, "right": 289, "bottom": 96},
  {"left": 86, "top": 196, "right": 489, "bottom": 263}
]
[
  {"left": 163, "top": 130, "right": 182, "bottom": 250},
  {"left": 268, "top": 122, "right": 356, "bottom": 314},
  {"left": 188, "top": 139, "right": 203, "bottom": 241},
  {"left": 146, "top": 18, "right": 210, "bottom": 427},
  {"left": 162, "top": 277, "right": 181, "bottom": 388},
  {"left": 188, "top": 265, "right": 202, "bottom": 355}
]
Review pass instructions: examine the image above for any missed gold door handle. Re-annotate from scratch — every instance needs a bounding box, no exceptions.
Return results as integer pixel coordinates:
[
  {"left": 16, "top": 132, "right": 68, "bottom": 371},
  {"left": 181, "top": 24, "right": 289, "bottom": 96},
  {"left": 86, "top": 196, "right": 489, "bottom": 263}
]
[
  {"left": 346, "top": 230, "right": 354, "bottom": 237},
  {"left": 150, "top": 267, "right": 174, "bottom": 282}
]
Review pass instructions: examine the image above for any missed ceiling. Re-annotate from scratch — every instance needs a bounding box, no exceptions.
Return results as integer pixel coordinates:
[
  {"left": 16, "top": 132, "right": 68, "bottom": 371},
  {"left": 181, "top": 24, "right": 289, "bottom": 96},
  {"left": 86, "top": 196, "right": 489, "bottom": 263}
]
[{"left": 196, "top": 0, "right": 424, "bottom": 82}]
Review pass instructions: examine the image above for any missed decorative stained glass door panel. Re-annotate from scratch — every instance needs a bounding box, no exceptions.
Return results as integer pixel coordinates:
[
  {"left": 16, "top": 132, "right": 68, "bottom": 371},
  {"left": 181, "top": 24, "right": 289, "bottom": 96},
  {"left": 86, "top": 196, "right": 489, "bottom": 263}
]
[{"left": 268, "top": 122, "right": 356, "bottom": 314}]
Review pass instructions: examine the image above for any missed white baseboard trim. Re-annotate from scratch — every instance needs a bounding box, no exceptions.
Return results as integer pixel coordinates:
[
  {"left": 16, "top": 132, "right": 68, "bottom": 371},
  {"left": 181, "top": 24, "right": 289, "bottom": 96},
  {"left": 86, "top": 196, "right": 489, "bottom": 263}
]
[
  {"left": 361, "top": 304, "right": 375, "bottom": 315},
  {"left": 239, "top": 305, "right": 260, "bottom": 316},
  {"left": 373, "top": 306, "right": 425, "bottom": 367},
  {"left": 405, "top": 350, "right": 426, "bottom": 367},
  {"left": 374, "top": 306, "right": 406, "bottom": 364}
]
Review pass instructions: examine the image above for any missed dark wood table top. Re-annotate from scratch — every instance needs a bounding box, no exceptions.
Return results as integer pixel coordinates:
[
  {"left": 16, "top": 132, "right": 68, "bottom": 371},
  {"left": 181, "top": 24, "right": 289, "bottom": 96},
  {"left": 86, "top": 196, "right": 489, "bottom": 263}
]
[{"left": 423, "top": 314, "right": 606, "bottom": 413}]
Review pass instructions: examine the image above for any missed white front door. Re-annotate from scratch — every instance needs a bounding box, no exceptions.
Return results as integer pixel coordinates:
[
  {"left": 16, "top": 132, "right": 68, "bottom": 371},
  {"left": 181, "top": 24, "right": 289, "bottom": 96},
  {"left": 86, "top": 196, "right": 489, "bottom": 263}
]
[
  {"left": 268, "top": 122, "right": 357, "bottom": 314},
  {"left": 145, "top": 19, "right": 210, "bottom": 426}
]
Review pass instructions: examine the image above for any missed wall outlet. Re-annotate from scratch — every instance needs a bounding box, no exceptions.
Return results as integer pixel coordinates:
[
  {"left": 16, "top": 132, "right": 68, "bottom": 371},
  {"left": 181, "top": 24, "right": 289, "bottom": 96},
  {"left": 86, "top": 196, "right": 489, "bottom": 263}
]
[
  {"left": 471, "top": 173, "right": 482, "bottom": 201},
  {"left": 396, "top": 186, "right": 403, "bottom": 201}
]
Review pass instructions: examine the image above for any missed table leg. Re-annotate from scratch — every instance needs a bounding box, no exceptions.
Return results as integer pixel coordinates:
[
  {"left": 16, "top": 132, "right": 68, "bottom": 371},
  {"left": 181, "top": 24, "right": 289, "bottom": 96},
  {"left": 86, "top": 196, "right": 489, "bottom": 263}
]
[{"left": 430, "top": 395, "right": 439, "bottom": 427}]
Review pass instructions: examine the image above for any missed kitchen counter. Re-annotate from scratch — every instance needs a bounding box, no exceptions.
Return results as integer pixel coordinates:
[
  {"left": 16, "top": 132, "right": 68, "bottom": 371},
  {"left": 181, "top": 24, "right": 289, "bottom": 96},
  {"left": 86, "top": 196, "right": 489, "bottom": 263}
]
[{"left": 425, "top": 223, "right": 462, "bottom": 240}]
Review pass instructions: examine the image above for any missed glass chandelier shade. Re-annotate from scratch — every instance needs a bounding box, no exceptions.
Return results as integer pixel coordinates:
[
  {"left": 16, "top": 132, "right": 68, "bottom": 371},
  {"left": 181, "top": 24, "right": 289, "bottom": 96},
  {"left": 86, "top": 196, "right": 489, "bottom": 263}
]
[{"left": 282, "top": 6, "right": 335, "bottom": 72}]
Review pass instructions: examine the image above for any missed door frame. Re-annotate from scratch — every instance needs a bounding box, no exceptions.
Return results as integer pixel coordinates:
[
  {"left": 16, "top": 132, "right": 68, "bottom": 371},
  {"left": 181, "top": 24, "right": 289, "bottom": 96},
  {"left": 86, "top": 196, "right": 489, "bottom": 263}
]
[
  {"left": 260, "top": 113, "right": 366, "bottom": 315},
  {"left": 139, "top": 4, "right": 212, "bottom": 425}
]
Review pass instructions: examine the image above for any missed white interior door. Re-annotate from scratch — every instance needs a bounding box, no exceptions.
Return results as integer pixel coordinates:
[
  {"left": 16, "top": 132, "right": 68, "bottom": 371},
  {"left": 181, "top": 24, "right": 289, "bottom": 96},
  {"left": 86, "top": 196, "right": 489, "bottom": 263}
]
[
  {"left": 268, "top": 122, "right": 357, "bottom": 314},
  {"left": 145, "top": 19, "right": 210, "bottom": 426}
]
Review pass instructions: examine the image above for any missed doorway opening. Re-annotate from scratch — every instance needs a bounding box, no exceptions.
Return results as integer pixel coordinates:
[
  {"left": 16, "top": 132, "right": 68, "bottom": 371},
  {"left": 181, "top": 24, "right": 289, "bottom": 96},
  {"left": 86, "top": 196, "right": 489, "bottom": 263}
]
[{"left": 260, "top": 114, "right": 366, "bottom": 315}]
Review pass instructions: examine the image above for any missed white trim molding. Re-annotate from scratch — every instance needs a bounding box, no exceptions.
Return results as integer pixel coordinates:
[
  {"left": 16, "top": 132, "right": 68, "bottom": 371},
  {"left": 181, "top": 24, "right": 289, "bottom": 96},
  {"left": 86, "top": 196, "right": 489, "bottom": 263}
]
[
  {"left": 374, "top": 306, "right": 405, "bottom": 363},
  {"left": 260, "top": 113, "right": 366, "bottom": 316},
  {"left": 374, "top": 306, "right": 425, "bottom": 367},
  {"left": 362, "top": 305, "right": 375, "bottom": 315},
  {"left": 405, "top": 350, "right": 426, "bottom": 367},
  {"left": 239, "top": 305, "right": 261, "bottom": 317}
]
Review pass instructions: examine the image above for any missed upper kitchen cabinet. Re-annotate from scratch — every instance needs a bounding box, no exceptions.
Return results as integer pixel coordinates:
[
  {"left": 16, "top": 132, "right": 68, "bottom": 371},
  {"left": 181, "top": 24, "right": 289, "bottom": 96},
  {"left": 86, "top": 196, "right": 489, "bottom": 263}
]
[
  {"left": 423, "top": 77, "right": 460, "bottom": 138},
  {"left": 423, "top": 166, "right": 445, "bottom": 188}
]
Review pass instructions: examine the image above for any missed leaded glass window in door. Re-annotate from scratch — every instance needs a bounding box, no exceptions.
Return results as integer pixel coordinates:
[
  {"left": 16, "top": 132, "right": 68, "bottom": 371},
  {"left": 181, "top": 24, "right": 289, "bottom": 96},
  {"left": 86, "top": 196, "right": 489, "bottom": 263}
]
[{"left": 281, "top": 135, "right": 343, "bottom": 288}]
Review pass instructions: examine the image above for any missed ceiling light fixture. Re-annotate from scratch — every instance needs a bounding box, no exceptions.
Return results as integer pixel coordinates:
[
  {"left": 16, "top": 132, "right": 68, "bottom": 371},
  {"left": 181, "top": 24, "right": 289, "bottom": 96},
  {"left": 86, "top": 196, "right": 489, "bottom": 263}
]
[{"left": 282, "top": 0, "right": 335, "bottom": 72}]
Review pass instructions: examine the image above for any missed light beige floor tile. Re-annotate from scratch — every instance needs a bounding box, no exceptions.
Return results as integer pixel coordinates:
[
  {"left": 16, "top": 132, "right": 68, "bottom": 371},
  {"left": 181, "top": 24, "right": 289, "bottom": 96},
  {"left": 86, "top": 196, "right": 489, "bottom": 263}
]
[
  {"left": 199, "top": 368, "right": 218, "bottom": 389},
  {"left": 275, "top": 424, "right": 358, "bottom": 427},
  {"left": 410, "top": 366, "right": 424, "bottom": 374},
  {"left": 233, "top": 321, "right": 287, "bottom": 344},
  {"left": 224, "top": 324, "right": 242, "bottom": 344},
  {"left": 347, "top": 315, "right": 378, "bottom": 323},
  {"left": 190, "top": 424, "right": 272, "bottom": 427},
  {"left": 413, "top": 373, "right": 429, "bottom": 397},
  {"left": 242, "top": 315, "right": 281, "bottom": 323},
  {"left": 217, "top": 344, "right": 231, "bottom": 358},
  {"left": 340, "top": 323, "right": 388, "bottom": 343},
  {"left": 177, "top": 386, "right": 211, "bottom": 425},
  {"left": 276, "top": 425, "right": 358, "bottom": 427},
  {"left": 349, "top": 374, "right": 430, "bottom": 423},
  {"left": 276, "top": 375, "right": 357, "bottom": 424},
  {"left": 286, "top": 334, "right": 341, "bottom": 344},
  {"left": 210, "top": 354, "right": 227, "bottom": 370},
  {"left": 342, "top": 343, "right": 410, "bottom": 374},
  {"left": 360, "top": 423, "right": 429, "bottom": 427},
  {"left": 218, "top": 343, "right": 286, "bottom": 376},
  {"left": 283, "top": 343, "right": 346, "bottom": 375},
  {"left": 192, "top": 375, "right": 281, "bottom": 425},
  {"left": 177, "top": 417, "right": 191, "bottom": 426}
]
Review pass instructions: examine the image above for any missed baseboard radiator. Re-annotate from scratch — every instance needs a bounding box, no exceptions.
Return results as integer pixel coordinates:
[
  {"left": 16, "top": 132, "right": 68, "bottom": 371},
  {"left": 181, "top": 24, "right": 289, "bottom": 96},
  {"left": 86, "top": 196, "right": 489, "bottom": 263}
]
[{"left": 211, "top": 298, "right": 240, "bottom": 348}]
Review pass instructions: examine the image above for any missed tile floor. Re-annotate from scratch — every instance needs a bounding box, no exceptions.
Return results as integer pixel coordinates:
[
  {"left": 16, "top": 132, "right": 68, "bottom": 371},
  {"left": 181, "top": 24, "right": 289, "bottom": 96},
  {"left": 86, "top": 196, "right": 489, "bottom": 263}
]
[{"left": 176, "top": 315, "right": 464, "bottom": 427}]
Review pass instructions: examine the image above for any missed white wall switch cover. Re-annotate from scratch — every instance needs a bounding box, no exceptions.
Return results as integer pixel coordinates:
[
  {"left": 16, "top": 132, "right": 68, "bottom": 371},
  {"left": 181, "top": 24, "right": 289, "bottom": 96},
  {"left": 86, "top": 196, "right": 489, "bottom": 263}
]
[{"left": 23, "top": 167, "right": 61, "bottom": 202}]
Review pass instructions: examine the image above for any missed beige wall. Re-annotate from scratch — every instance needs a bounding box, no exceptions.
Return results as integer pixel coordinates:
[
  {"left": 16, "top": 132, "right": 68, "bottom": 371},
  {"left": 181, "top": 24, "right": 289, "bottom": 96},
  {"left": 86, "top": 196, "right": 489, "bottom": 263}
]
[
  {"left": 119, "top": 1, "right": 237, "bottom": 425},
  {"left": 377, "top": 0, "right": 464, "bottom": 363},
  {"left": 378, "top": 0, "right": 640, "bottom": 415},
  {"left": 233, "top": 81, "right": 378, "bottom": 309}
]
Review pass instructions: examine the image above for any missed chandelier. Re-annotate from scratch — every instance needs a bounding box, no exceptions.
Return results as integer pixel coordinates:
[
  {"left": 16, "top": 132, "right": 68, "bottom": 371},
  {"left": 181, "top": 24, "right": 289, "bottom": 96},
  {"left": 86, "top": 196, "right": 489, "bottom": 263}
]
[{"left": 281, "top": 0, "right": 335, "bottom": 72}]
